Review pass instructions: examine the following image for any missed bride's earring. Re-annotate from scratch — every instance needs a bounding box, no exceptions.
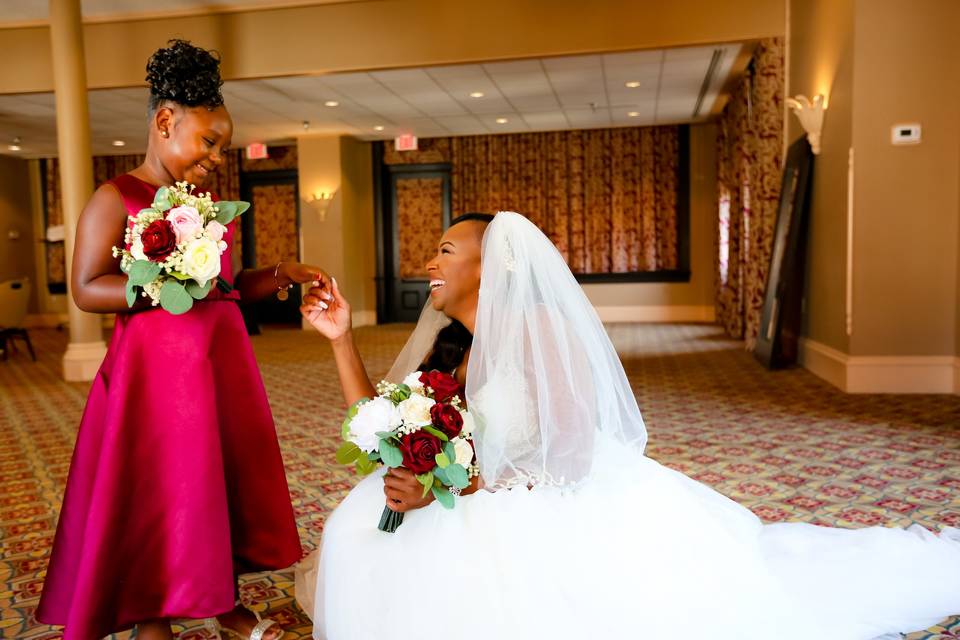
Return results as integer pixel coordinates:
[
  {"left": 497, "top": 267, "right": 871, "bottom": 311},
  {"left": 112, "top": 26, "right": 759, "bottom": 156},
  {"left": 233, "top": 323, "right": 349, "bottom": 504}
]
[{"left": 160, "top": 129, "right": 169, "bottom": 138}]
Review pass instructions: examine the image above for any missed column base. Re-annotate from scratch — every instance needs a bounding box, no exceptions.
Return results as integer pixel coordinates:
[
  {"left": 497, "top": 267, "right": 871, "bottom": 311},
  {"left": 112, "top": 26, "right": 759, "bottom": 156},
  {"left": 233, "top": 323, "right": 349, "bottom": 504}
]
[{"left": 63, "top": 340, "right": 107, "bottom": 382}]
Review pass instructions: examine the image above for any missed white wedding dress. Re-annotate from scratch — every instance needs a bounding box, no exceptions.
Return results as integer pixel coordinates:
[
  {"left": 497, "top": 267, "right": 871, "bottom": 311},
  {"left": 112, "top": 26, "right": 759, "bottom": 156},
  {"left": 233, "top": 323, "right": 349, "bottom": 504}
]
[{"left": 305, "top": 213, "right": 960, "bottom": 640}]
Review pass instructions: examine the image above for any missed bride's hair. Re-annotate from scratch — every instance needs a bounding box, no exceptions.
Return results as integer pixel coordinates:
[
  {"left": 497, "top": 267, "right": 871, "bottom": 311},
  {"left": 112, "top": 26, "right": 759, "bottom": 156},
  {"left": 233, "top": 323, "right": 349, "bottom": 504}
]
[
  {"left": 419, "top": 212, "right": 495, "bottom": 374},
  {"left": 145, "top": 39, "right": 224, "bottom": 114}
]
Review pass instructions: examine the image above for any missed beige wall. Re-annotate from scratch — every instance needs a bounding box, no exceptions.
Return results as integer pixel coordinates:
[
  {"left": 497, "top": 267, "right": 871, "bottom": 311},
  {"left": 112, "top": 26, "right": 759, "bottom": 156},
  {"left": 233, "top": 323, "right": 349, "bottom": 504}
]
[
  {"left": 849, "top": 0, "right": 960, "bottom": 357},
  {"left": 787, "top": 0, "right": 855, "bottom": 353},
  {"left": 584, "top": 122, "right": 717, "bottom": 317},
  {"left": 0, "top": 155, "right": 39, "bottom": 311},
  {"left": 298, "top": 134, "right": 377, "bottom": 326},
  {"left": 0, "top": 0, "right": 784, "bottom": 94}
]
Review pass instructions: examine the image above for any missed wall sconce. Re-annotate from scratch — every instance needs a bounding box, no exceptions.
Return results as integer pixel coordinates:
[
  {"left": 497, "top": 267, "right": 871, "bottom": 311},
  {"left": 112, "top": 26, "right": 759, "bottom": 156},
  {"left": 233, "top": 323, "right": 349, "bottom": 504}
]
[
  {"left": 304, "top": 191, "right": 333, "bottom": 221},
  {"left": 786, "top": 94, "right": 826, "bottom": 155}
]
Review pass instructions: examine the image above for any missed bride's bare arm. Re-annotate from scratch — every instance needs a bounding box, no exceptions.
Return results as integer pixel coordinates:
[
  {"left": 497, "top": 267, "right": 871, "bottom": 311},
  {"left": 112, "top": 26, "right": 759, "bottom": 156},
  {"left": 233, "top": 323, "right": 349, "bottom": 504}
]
[{"left": 301, "top": 278, "right": 376, "bottom": 405}]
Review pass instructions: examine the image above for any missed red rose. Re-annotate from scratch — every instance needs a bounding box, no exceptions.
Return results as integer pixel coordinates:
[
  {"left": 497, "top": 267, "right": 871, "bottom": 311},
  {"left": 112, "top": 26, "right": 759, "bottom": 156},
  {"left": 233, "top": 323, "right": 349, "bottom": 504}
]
[
  {"left": 398, "top": 430, "right": 443, "bottom": 474},
  {"left": 141, "top": 219, "right": 178, "bottom": 262},
  {"left": 419, "top": 370, "right": 462, "bottom": 403},
  {"left": 430, "top": 403, "right": 463, "bottom": 440}
]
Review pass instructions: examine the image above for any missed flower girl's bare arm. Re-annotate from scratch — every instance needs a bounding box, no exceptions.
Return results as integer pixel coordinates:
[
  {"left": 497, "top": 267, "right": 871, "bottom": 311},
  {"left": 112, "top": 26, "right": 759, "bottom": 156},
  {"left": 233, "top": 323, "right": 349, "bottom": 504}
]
[{"left": 72, "top": 184, "right": 152, "bottom": 314}]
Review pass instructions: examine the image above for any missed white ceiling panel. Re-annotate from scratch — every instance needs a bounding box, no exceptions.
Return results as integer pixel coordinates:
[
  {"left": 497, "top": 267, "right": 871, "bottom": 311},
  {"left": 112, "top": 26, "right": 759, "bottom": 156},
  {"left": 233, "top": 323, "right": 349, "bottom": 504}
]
[{"left": 0, "top": 43, "right": 748, "bottom": 156}]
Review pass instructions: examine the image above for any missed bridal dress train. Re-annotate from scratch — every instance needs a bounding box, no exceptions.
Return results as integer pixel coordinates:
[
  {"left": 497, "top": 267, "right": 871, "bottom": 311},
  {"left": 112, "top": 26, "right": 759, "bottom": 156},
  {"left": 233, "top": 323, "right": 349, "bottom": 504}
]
[{"left": 304, "top": 212, "right": 960, "bottom": 640}]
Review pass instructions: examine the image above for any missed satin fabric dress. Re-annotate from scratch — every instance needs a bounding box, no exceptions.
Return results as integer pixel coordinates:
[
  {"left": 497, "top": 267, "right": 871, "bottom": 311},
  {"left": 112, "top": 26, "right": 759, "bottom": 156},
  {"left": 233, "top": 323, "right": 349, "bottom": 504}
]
[{"left": 38, "top": 173, "right": 302, "bottom": 640}]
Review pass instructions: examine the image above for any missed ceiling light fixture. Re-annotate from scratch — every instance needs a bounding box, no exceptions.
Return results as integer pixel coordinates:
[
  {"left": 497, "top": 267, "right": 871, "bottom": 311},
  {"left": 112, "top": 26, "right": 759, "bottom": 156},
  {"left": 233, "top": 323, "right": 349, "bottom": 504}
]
[
  {"left": 469, "top": 92, "right": 485, "bottom": 98},
  {"left": 324, "top": 100, "right": 339, "bottom": 107},
  {"left": 625, "top": 81, "right": 641, "bottom": 88},
  {"left": 112, "top": 140, "right": 126, "bottom": 147},
  {"left": 495, "top": 117, "right": 508, "bottom": 124},
  {"left": 374, "top": 125, "right": 385, "bottom": 132},
  {"left": 8, "top": 137, "right": 21, "bottom": 152},
  {"left": 303, "top": 120, "right": 311, "bottom": 130},
  {"left": 627, "top": 111, "right": 640, "bottom": 117}
]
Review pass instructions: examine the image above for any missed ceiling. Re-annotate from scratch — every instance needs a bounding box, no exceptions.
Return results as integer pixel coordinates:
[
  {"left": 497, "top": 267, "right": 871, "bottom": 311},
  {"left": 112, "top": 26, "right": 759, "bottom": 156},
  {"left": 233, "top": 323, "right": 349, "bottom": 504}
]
[
  {"left": 0, "top": 43, "right": 743, "bottom": 158},
  {"left": 0, "top": 0, "right": 356, "bottom": 25}
]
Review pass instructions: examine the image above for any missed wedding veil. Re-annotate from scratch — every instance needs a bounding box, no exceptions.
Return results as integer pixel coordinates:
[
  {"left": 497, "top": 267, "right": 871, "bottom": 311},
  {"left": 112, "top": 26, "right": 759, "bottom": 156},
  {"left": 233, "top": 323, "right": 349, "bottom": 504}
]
[{"left": 386, "top": 211, "right": 647, "bottom": 490}]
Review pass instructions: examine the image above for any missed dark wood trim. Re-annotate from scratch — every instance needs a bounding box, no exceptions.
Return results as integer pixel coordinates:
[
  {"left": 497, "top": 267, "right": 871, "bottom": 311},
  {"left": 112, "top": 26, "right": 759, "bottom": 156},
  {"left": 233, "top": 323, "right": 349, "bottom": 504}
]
[
  {"left": 39, "top": 159, "right": 67, "bottom": 295},
  {"left": 372, "top": 141, "right": 388, "bottom": 324},
  {"left": 676, "top": 123, "right": 692, "bottom": 275},
  {"left": 386, "top": 162, "right": 453, "bottom": 175},
  {"left": 238, "top": 168, "right": 300, "bottom": 271},
  {"left": 575, "top": 270, "right": 691, "bottom": 284}
]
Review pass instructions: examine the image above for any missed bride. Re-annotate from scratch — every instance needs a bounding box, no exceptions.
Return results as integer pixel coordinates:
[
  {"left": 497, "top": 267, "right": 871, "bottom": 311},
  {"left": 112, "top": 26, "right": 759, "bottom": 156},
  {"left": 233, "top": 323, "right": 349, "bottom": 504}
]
[{"left": 299, "top": 211, "right": 960, "bottom": 640}]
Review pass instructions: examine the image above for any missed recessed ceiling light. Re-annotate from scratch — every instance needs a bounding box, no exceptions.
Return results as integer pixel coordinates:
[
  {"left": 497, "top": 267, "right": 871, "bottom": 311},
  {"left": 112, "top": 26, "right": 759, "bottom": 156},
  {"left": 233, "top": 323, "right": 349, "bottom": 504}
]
[
  {"left": 8, "top": 137, "right": 21, "bottom": 152},
  {"left": 495, "top": 117, "right": 508, "bottom": 124},
  {"left": 374, "top": 125, "right": 385, "bottom": 132},
  {"left": 627, "top": 111, "right": 640, "bottom": 117},
  {"left": 469, "top": 92, "right": 485, "bottom": 98},
  {"left": 324, "top": 100, "right": 339, "bottom": 107},
  {"left": 625, "top": 81, "right": 641, "bottom": 88},
  {"left": 112, "top": 140, "right": 126, "bottom": 147}
]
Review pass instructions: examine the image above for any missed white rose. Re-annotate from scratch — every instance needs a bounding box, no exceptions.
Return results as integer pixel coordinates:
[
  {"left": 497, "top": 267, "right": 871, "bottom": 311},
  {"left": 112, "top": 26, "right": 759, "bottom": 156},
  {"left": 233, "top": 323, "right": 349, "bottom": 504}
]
[
  {"left": 460, "top": 410, "right": 476, "bottom": 437},
  {"left": 131, "top": 237, "right": 147, "bottom": 261},
  {"left": 205, "top": 220, "right": 227, "bottom": 242},
  {"left": 402, "top": 371, "right": 425, "bottom": 393},
  {"left": 181, "top": 237, "right": 222, "bottom": 287},
  {"left": 452, "top": 437, "right": 474, "bottom": 467},
  {"left": 397, "top": 392, "right": 435, "bottom": 427},
  {"left": 348, "top": 397, "right": 400, "bottom": 452}
]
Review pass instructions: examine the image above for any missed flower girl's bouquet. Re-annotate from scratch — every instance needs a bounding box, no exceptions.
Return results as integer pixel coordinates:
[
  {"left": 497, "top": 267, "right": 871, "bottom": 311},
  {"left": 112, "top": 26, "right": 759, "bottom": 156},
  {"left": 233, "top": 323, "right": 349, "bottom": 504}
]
[
  {"left": 336, "top": 370, "right": 478, "bottom": 532},
  {"left": 112, "top": 181, "right": 249, "bottom": 315}
]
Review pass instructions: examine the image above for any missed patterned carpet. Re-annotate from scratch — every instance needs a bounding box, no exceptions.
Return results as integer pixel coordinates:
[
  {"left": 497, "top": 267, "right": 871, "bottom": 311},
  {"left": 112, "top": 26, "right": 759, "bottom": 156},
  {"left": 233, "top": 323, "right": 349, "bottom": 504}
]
[{"left": 1, "top": 323, "right": 960, "bottom": 639}]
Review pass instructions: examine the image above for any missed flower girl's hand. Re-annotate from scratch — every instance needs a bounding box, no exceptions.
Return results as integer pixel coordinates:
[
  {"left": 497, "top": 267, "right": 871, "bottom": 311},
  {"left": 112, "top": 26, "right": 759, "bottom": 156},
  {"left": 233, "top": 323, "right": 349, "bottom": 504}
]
[
  {"left": 301, "top": 276, "right": 350, "bottom": 341},
  {"left": 383, "top": 467, "right": 435, "bottom": 513}
]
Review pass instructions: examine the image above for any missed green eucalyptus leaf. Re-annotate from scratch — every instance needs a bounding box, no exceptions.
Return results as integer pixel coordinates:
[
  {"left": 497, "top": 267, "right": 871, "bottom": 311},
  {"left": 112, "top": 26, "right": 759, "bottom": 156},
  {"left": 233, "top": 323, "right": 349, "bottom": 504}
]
[
  {"left": 186, "top": 279, "right": 213, "bottom": 300},
  {"left": 341, "top": 418, "right": 353, "bottom": 440},
  {"left": 152, "top": 186, "right": 173, "bottom": 211},
  {"left": 422, "top": 425, "right": 448, "bottom": 442},
  {"left": 335, "top": 441, "right": 361, "bottom": 465},
  {"left": 124, "top": 280, "right": 137, "bottom": 307},
  {"left": 443, "top": 442, "right": 457, "bottom": 464},
  {"left": 434, "top": 452, "right": 450, "bottom": 469},
  {"left": 355, "top": 455, "right": 377, "bottom": 475},
  {"left": 169, "top": 270, "right": 191, "bottom": 281},
  {"left": 128, "top": 260, "right": 162, "bottom": 286},
  {"left": 234, "top": 201, "right": 250, "bottom": 216},
  {"left": 445, "top": 463, "right": 469, "bottom": 489},
  {"left": 379, "top": 439, "right": 404, "bottom": 468},
  {"left": 137, "top": 207, "right": 157, "bottom": 218},
  {"left": 415, "top": 472, "right": 434, "bottom": 498},
  {"left": 433, "top": 466, "right": 450, "bottom": 486},
  {"left": 368, "top": 451, "right": 381, "bottom": 462},
  {"left": 159, "top": 280, "right": 193, "bottom": 315},
  {"left": 214, "top": 201, "right": 238, "bottom": 225},
  {"left": 431, "top": 485, "right": 455, "bottom": 509}
]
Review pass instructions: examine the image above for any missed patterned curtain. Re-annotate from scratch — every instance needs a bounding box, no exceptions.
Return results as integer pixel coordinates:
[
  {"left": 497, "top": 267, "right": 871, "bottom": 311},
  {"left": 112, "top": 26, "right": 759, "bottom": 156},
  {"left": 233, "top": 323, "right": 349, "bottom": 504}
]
[
  {"left": 715, "top": 38, "right": 785, "bottom": 343},
  {"left": 42, "top": 150, "right": 241, "bottom": 288},
  {"left": 384, "top": 126, "right": 680, "bottom": 274}
]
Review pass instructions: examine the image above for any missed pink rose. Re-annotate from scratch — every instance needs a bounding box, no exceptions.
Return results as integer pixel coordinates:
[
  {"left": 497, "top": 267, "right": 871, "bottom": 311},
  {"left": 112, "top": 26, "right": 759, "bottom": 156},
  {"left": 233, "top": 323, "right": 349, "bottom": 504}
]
[
  {"left": 205, "top": 220, "right": 227, "bottom": 242},
  {"left": 166, "top": 206, "right": 204, "bottom": 244}
]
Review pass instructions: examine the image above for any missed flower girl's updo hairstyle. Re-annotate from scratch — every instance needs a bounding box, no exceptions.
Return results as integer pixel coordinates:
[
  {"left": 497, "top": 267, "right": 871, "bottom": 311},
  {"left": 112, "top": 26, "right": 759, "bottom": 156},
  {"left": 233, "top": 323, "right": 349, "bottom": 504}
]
[
  {"left": 419, "top": 213, "right": 495, "bottom": 375},
  {"left": 145, "top": 39, "right": 224, "bottom": 113}
]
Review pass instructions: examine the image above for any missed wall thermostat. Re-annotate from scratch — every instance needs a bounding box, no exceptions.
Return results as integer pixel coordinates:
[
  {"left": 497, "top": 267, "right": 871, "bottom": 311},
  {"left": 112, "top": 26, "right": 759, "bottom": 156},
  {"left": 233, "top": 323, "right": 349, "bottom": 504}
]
[{"left": 891, "top": 123, "right": 921, "bottom": 145}]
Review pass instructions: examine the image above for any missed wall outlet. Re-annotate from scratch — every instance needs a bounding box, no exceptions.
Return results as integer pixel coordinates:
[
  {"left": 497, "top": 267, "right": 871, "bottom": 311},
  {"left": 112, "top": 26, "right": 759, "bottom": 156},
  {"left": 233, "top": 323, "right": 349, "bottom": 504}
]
[{"left": 891, "top": 123, "right": 921, "bottom": 145}]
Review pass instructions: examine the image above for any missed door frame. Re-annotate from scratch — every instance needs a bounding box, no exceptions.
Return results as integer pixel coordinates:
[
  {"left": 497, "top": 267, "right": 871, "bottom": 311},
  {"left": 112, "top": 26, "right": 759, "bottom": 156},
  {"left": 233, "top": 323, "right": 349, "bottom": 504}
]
[
  {"left": 239, "top": 168, "right": 302, "bottom": 326},
  {"left": 373, "top": 151, "right": 452, "bottom": 323}
]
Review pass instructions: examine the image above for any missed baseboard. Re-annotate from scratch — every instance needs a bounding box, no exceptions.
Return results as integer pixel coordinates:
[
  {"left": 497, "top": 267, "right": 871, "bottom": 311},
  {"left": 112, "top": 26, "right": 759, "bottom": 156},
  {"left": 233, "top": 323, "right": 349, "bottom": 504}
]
[
  {"left": 800, "top": 338, "right": 957, "bottom": 394},
  {"left": 25, "top": 313, "right": 115, "bottom": 329},
  {"left": 594, "top": 305, "right": 716, "bottom": 323},
  {"left": 24, "top": 313, "right": 68, "bottom": 328}
]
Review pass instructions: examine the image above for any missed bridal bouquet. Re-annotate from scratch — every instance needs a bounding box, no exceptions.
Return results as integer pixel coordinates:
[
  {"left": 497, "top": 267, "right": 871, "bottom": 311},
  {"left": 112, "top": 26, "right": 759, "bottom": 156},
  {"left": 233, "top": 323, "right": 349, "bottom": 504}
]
[
  {"left": 336, "top": 370, "right": 478, "bottom": 532},
  {"left": 111, "top": 181, "right": 249, "bottom": 315}
]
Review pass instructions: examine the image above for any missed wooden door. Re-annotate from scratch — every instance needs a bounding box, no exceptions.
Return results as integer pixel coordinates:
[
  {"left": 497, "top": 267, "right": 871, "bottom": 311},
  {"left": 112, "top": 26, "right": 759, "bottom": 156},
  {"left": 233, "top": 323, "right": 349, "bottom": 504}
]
[
  {"left": 240, "top": 171, "right": 301, "bottom": 326},
  {"left": 381, "top": 164, "right": 451, "bottom": 322}
]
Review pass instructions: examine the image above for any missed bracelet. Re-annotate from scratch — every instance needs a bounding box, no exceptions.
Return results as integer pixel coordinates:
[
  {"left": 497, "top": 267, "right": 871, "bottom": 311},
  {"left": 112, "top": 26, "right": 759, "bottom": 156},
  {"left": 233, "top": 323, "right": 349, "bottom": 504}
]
[{"left": 273, "top": 262, "right": 293, "bottom": 301}]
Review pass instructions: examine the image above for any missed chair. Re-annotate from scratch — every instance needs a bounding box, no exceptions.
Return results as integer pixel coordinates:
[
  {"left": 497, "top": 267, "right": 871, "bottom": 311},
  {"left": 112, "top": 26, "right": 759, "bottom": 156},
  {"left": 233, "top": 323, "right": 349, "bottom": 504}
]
[{"left": 0, "top": 278, "right": 35, "bottom": 362}]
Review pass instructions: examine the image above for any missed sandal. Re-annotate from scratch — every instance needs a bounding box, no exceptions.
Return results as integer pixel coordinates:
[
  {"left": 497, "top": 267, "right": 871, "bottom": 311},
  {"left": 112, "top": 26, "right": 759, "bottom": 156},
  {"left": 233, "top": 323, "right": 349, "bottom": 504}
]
[{"left": 206, "top": 604, "right": 282, "bottom": 640}]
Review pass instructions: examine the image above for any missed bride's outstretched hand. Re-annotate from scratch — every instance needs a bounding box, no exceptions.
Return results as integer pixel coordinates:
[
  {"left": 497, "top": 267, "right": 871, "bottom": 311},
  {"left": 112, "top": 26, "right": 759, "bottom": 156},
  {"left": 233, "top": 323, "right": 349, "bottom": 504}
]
[{"left": 301, "top": 276, "right": 350, "bottom": 341}]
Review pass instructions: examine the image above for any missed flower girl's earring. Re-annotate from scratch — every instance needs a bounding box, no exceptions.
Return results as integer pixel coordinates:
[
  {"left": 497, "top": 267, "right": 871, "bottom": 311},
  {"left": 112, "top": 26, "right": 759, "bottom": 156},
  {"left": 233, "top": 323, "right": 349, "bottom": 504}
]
[{"left": 205, "top": 610, "right": 281, "bottom": 640}]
